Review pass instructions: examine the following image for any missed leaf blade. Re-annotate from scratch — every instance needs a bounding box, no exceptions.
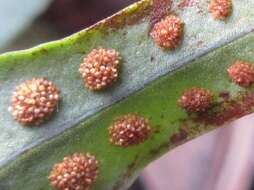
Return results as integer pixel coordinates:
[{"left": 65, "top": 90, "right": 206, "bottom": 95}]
[{"left": 1, "top": 0, "right": 254, "bottom": 189}]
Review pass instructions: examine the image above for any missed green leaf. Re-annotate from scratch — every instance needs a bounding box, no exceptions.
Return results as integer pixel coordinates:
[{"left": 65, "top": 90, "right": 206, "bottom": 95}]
[{"left": 0, "top": 0, "right": 254, "bottom": 189}]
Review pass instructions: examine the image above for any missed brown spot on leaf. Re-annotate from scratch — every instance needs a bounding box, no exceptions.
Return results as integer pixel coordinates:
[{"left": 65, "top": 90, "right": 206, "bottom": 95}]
[
  {"left": 197, "top": 40, "right": 204, "bottom": 48},
  {"left": 178, "top": 0, "right": 203, "bottom": 13},
  {"left": 150, "top": 56, "right": 155, "bottom": 62},
  {"left": 40, "top": 48, "right": 48, "bottom": 54},
  {"left": 153, "top": 127, "right": 161, "bottom": 134},
  {"left": 104, "top": 0, "right": 152, "bottom": 30},
  {"left": 170, "top": 128, "right": 188, "bottom": 144},
  {"left": 178, "top": 0, "right": 198, "bottom": 9},
  {"left": 194, "top": 91, "right": 254, "bottom": 126},
  {"left": 150, "top": 0, "right": 173, "bottom": 28},
  {"left": 219, "top": 91, "right": 230, "bottom": 101}
]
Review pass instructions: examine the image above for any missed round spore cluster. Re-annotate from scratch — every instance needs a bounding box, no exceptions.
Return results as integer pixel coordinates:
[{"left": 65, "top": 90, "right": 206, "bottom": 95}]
[
  {"left": 209, "top": 0, "right": 232, "bottom": 20},
  {"left": 109, "top": 114, "right": 151, "bottom": 147},
  {"left": 49, "top": 152, "right": 99, "bottom": 190},
  {"left": 79, "top": 48, "right": 121, "bottom": 91},
  {"left": 150, "top": 15, "right": 184, "bottom": 49},
  {"left": 11, "top": 78, "right": 60, "bottom": 125},
  {"left": 228, "top": 60, "right": 254, "bottom": 87},
  {"left": 178, "top": 87, "right": 213, "bottom": 113}
]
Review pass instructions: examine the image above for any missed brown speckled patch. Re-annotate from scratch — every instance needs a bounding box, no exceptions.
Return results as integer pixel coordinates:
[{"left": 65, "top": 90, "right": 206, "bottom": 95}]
[
  {"left": 219, "top": 91, "right": 230, "bottom": 101},
  {"left": 170, "top": 90, "right": 254, "bottom": 145},
  {"left": 197, "top": 40, "right": 204, "bottom": 48},
  {"left": 194, "top": 91, "right": 254, "bottom": 126},
  {"left": 178, "top": 0, "right": 203, "bottom": 13},
  {"left": 170, "top": 127, "right": 188, "bottom": 144},
  {"left": 178, "top": 0, "right": 198, "bottom": 9},
  {"left": 150, "top": 0, "right": 173, "bottom": 28},
  {"left": 103, "top": 0, "right": 152, "bottom": 30}
]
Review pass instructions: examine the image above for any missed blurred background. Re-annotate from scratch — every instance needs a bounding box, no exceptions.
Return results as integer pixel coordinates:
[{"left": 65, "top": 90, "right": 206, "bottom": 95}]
[{"left": 1, "top": 0, "right": 254, "bottom": 190}]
